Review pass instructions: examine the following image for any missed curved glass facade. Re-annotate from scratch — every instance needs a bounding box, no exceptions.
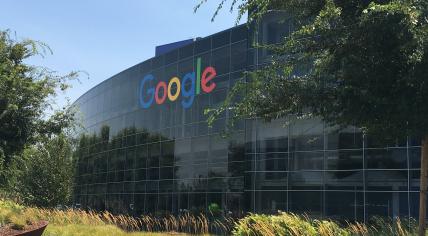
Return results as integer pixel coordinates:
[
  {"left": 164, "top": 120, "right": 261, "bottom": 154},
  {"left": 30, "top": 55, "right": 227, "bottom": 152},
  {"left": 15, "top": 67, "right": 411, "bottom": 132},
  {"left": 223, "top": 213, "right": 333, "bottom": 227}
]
[
  {"left": 74, "top": 24, "right": 249, "bottom": 217},
  {"left": 73, "top": 14, "right": 422, "bottom": 221}
]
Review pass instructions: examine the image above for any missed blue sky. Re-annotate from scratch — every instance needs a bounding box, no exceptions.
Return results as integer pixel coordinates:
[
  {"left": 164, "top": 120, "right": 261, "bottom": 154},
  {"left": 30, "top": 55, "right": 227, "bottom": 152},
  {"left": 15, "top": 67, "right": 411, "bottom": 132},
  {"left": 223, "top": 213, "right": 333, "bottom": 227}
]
[{"left": 0, "top": 0, "right": 245, "bottom": 108}]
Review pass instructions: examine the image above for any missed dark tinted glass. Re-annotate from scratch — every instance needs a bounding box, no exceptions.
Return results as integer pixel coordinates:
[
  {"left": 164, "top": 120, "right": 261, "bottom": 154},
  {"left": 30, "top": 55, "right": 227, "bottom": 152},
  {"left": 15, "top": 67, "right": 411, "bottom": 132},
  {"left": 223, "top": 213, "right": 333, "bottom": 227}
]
[
  {"left": 141, "top": 59, "right": 152, "bottom": 73},
  {"left": 326, "top": 150, "right": 363, "bottom": 170},
  {"left": 194, "top": 37, "right": 211, "bottom": 54},
  {"left": 178, "top": 58, "right": 194, "bottom": 77},
  {"left": 179, "top": 43, "right": 194, "bottom": 59},
  {"left": 164, "top": 49, "right": 178, "bottom": 65},
  {"left": 211, "top": 46, "right": 230, "bottom": 76},
  {"left": 232, "top": 25, "right": 247, "bottom": 42},
  {"left": 231, "top": 41, "right": 247, "bottom": 71},
  {"left": 152, "top": 55, "right": 164, "bottom": 69},
  {"left": 366, "top": 148, "right": 407, "bottom": 169},
  {"left": 212, "top": 30, "right": 230, "bottom": 49}
]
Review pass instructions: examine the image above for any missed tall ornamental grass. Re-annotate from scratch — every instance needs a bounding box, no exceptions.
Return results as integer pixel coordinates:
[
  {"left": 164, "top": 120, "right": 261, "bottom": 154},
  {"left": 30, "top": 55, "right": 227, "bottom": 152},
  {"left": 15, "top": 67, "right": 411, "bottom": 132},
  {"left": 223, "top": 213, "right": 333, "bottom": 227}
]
[
  {"left": 0, "top": 198, "right": 421, "bottom": 235},
  {"left": 232, "top": 212, "right": 418, "bottom": 236},
  {"left": 0, "top": 199, "right": 202, "bottom": 235}
]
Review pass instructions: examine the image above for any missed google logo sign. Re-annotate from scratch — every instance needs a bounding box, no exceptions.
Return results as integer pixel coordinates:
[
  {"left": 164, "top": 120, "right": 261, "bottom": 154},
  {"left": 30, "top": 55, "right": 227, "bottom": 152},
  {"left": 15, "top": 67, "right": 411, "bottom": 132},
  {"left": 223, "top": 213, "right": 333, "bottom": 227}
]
[{"left": 139, "top": 57, "right": 217, "bottom": 109}]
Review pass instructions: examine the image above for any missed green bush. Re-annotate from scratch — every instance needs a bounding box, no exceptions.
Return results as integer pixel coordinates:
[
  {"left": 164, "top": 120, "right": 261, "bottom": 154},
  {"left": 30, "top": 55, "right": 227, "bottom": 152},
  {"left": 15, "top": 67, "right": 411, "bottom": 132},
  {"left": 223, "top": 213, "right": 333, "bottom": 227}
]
[
  {"left": 12, "top": 134, "right": 74, "bottom": 207},
  {"left": 208, "top": 203, "right": 222, "bottom": 216},
  {"left": 233, "top": 213, "right": 317, "bottom": 236}
]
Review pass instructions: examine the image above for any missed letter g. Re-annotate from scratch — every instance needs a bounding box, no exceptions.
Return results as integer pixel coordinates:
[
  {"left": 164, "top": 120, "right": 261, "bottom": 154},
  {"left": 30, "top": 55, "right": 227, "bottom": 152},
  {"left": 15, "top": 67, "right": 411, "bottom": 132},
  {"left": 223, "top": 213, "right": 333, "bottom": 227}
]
[{"left": 139, "top": 74, "right": 155, "bottom": 109}]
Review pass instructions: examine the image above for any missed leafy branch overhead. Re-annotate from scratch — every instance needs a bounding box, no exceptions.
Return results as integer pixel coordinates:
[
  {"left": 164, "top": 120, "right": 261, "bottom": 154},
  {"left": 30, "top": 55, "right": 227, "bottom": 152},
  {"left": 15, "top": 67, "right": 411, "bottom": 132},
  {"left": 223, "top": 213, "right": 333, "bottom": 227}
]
[
  {"left": 195, "top": 0, "right": 325, "bottom": 25},
  {"left": 203, "top": 0, "right": 428, "bottom": 140}
]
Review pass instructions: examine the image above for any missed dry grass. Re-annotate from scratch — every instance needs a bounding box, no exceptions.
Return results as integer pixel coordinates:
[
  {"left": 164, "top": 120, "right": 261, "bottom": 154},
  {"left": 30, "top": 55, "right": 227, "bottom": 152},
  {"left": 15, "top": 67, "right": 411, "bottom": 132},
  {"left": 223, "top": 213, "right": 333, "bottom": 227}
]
[
  {"left": 0, "top": 199, "right": 216, "bottom": 235},
  {"left": 233, "top": 213, "right": 419, "bottom": 236},
  {"left": 43, "top": 224, "right": 189, "bottom": 236},
  {"left": 0, "top": 199, "right": 422, "bottom": 236}
]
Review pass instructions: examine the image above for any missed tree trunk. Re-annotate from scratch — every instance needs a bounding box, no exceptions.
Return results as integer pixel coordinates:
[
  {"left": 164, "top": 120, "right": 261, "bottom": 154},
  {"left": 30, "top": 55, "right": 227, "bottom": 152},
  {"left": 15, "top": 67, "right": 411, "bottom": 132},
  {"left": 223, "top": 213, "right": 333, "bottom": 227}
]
[{"left": 419, "top": 136, "right": 428, "bottom": 236}]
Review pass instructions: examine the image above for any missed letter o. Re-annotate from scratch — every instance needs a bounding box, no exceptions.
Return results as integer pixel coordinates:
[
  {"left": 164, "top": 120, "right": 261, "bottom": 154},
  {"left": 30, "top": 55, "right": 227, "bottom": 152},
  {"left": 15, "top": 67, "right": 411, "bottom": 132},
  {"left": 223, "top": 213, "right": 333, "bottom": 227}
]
[
  {"left": 168, "top": 77, "right": 181, "bottom": 101},
  {"left": 155, "top": 81, "right": 167, "bottom": 104}
]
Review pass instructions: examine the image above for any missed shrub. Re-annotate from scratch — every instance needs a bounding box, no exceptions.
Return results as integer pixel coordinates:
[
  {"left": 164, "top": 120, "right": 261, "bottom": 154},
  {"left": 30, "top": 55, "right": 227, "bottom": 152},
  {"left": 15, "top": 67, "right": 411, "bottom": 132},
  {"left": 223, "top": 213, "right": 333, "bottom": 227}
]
[
  {"left": 13, "top": 134, "right": 74, "bottom": 208},
  {"left": 232, "top": 213, "right": 318, "bottom": 236},
  {"left": 315, "top": 220, "right": 349, "bottom": 236},
  {"left": 232, "top": 213, "right": 418, "bottom": 236},
  {"left": 208, "top": 203, "right": 222, "bottom": 217},
  {"left": 271, "top": 213, "right": 317, "bottom": 236}
]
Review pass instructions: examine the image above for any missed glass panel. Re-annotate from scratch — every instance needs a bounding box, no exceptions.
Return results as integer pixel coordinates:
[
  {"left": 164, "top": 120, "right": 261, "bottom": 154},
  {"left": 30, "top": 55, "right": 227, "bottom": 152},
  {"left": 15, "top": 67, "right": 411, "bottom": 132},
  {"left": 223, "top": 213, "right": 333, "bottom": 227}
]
[
  {"left": 366, "top": 148, "right": 407, "bottom": 169},
  {"left": 136, "top": 145, "right": 148, "bottom": 168},
  {"left": 290, "top": 119, "right": 324, "bottom": 151},
  {"left": 148, "top": 143, "right": 160, "bottom": 168},
  {"left": 188, "top": 193, "right": 206, "bottom": 213},
  {"left": 161, "top": 141, "right": 175, "bottom": 167},
  {"left": 366, "top": 191, "right": 394, "bottom": 218},
  {"left": 231, "top": 25, "right": 247, "bottom": 42},
  {"left": 289, "top": 171, "right": 323, "bottom": 187},
  {"left": 289, "top": 190, "right": 323, "bottom": 217},
  {"left": 231, "top": 41, "right": 247, "bottom": 71},
  {"left": 325, "top": 171, "right": 363, "bottom": 189},
  {"left": 327, "top": 128, "right": 363, "bottom": 150},
  {"left": 179, "top": 43, "right": 194, "bottom": 59},
  {"left": 195, "top": 37, "right": 211, "bottom": 54},
  {"left": 366, "top": 170, "right": 408, "bottom": 186},
  {"left": 134, "top": 194, "right": 145, "bottom": 215},
  {"left": 125, "top": 148, "right": 135, "bottom": 170},
  {"left": 410, "top": 147, "right": 421, "bottom": 169},
  {"left": 290, "top": 151, "right": 323, "bottom": 170},
  {"left": 255, "top": 191, "right": 287, "bottom": 213},
  {"left": 164, "top": 49, "right": 178, "bottom": 65},
  {"left": 145, "top": 194, "right": 158, "bottom": 213},
  {"left": 152, "top": 55, "right": 164, "bottom": 69},
  {"left": 135, "top": 169, "right": 147, "bottom": 181},
  {"left": 325, "top": 191, "right": 364, "bottom": 221},
  {"left": 326, "top": 150, "right": 363, "bottom": 170},
  {"left": 211, "top": 46, "right": 230, "bottom": 76},
  {"left": 212, "top": 30, "right": 230, "bottom": 49}
]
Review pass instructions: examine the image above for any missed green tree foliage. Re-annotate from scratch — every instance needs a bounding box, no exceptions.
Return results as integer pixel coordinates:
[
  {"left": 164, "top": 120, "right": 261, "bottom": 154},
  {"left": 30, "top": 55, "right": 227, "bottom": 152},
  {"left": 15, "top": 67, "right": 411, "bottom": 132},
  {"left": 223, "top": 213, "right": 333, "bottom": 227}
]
[
  {"left": 0, "top": 29, "right": 81, "bottom": 206},
  {"left": 0, "top": 29, "right": 80, "bottom": 198},
  {"left": 205, "top": 0, "right": 428, "bottom": 140},
  {"left": 200, "top": 0, "right": 428, "bottom": 234},
  {"left": 10, "top": 134, "right": 75, "bottom": 207},
  {"left": 0, "top": 30, "right": 78, "bottom": 167}
]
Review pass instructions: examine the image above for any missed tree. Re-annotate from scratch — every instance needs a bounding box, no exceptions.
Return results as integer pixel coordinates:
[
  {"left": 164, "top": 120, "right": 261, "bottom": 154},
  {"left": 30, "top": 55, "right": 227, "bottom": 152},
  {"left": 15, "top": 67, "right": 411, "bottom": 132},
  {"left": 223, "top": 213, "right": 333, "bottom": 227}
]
[
  {"left": 10, "top": 134, "right": 75, "bottom": 207},
  {"left": 0, "top": 29, "right": 82, "bottom": 206},
  {"left": 199, "top": 0, "right": 428, "bottom": 234},
  {"left": 0, "top": 30, "right": 78, "bottom": 168}
]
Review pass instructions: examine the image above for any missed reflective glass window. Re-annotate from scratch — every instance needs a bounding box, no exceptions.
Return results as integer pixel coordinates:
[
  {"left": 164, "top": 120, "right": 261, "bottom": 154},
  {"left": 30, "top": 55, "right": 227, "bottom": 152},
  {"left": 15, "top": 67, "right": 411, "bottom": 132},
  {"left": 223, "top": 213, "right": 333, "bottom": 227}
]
[
  {"left": 179, "top": 43, "right": 194, "bottom": 59},
  {"left": 231, "top": 25, "right": 247, "bottom": 42},
  {"left": 195, "top": 37, "right": 211, "bottom": 54},
  {"left": 212, "top": 30, "right": 230, "bottom": 49},
  {"left": 211, "top": 46, "right": 230, "bottom": 76},
  {"left": 231, "top": 41, "right": 247, "bottom": 71}
]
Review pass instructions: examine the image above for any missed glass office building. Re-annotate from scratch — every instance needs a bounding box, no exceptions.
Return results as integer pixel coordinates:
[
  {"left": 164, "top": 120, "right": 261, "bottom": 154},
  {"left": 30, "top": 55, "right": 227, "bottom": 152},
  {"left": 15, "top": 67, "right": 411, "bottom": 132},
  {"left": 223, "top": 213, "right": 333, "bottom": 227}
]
[{"left": 73, "top": 13, "right": 422, "bottom": 221}]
